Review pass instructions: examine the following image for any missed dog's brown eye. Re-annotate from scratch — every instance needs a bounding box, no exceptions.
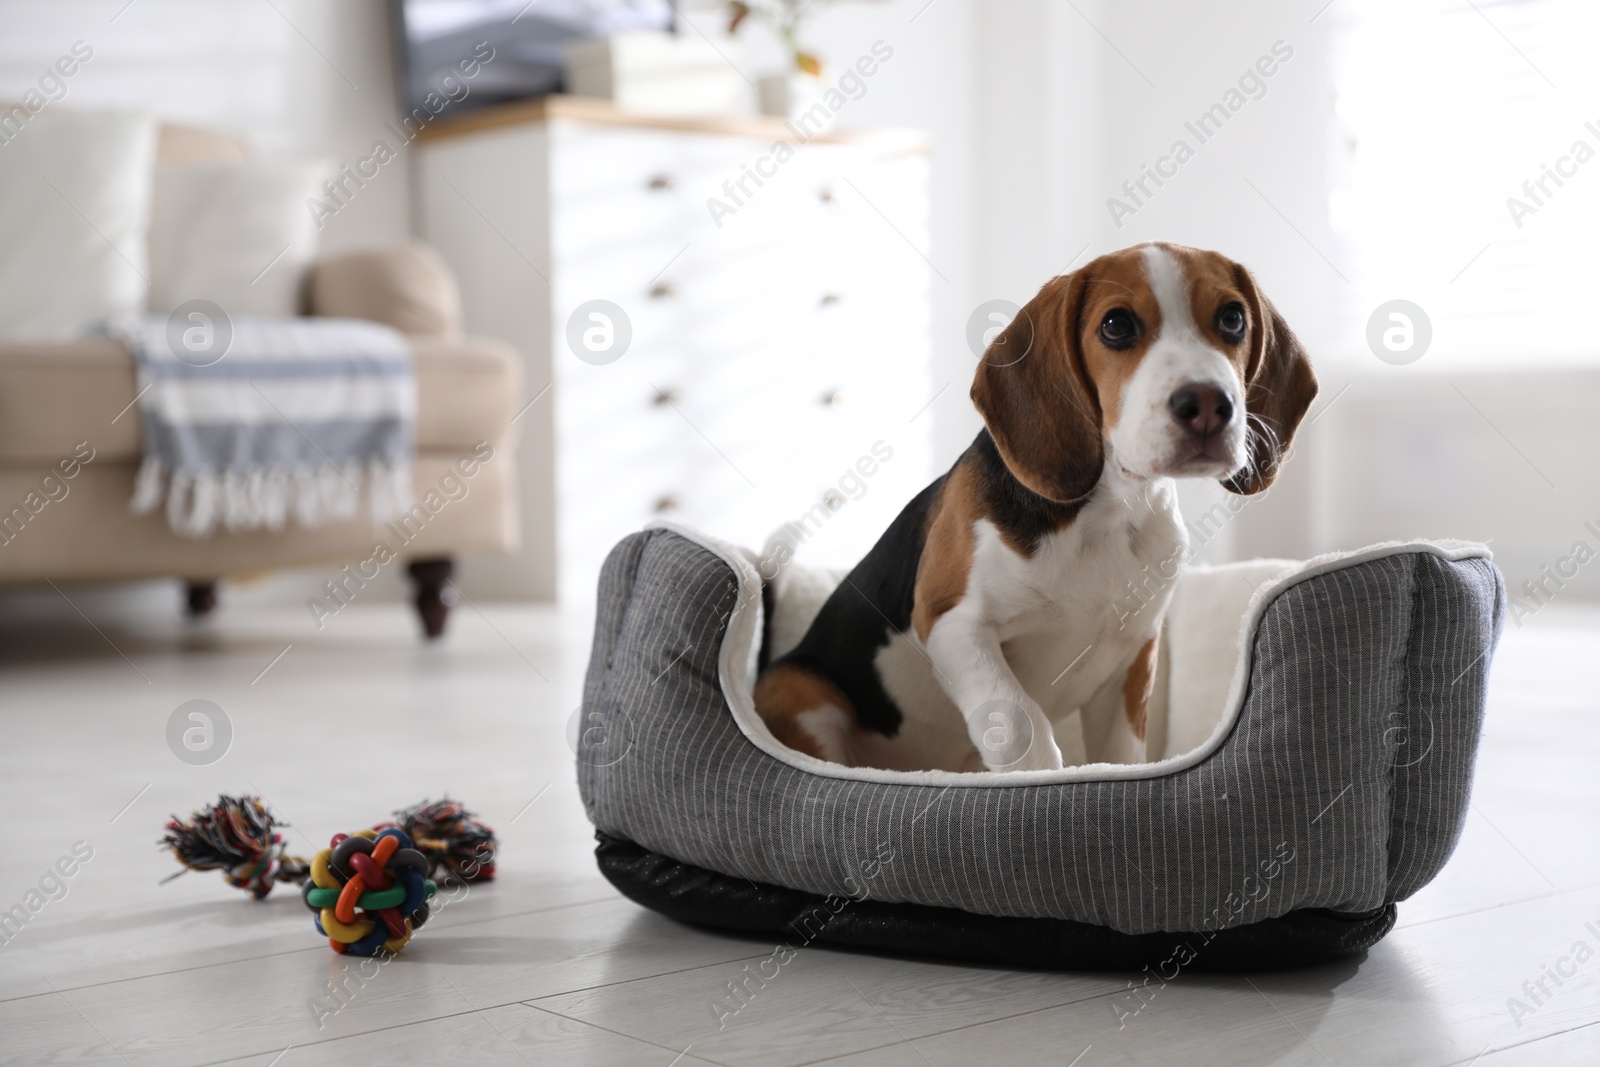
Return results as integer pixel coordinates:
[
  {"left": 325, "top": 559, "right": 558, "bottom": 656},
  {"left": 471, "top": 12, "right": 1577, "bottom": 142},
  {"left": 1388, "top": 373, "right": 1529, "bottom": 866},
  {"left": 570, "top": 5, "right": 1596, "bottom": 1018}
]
[
  {"left": 1098, "top": 309, "right": 1139, "bottom": 349},
  {"left": 1217, "top": 303, "right": 1247, "bottom": 342}
]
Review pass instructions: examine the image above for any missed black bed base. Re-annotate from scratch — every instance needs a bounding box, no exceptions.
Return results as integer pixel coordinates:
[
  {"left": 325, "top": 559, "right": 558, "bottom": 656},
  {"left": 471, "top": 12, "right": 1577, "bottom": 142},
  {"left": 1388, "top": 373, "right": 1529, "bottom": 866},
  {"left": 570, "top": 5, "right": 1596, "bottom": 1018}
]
[{"left": 595, "top": 832, "right": 1395, "bottom": 973}]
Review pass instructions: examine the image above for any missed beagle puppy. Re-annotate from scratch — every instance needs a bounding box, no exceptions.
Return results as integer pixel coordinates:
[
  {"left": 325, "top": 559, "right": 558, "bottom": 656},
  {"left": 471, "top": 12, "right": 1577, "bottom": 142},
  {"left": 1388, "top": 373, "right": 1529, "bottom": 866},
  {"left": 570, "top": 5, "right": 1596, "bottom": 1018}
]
[{"left": 755, "top": 243, "right": 1317, "bottom": 772}]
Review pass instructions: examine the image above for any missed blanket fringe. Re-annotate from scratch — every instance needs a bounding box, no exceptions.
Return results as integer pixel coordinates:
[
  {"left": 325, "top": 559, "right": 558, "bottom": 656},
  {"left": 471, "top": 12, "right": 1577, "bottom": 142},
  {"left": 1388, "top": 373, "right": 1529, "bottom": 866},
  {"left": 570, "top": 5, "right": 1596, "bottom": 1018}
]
[
  {"left": 130, "top": 461, "right": 414, "bottom": 539},
  {"left": 130, "top": 457, "right": 166, "bottom": 515}
]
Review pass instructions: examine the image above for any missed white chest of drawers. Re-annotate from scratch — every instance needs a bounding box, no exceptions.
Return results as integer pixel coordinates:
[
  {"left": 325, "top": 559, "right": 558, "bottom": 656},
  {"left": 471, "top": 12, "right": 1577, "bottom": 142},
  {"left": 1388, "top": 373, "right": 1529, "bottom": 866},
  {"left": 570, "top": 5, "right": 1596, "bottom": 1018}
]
[{"left": 417, "top": 97, "right": 934, "bottom": 603}]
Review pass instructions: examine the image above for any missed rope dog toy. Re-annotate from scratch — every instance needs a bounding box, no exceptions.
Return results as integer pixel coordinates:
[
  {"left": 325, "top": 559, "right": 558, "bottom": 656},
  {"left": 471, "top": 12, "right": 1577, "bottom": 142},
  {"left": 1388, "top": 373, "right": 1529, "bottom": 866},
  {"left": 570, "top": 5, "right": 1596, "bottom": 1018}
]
[
  {"left": 158, "top": 795, "right": 308, "bottom": 900},
  {"left": 383, "top": 797, "right": 497, "bottom": 883},
  {"left": 304, "top": 828, "right": 436, "bottom": 956},
  {"left": 160, "top": 794, "right": 497, "bottom": 900}
]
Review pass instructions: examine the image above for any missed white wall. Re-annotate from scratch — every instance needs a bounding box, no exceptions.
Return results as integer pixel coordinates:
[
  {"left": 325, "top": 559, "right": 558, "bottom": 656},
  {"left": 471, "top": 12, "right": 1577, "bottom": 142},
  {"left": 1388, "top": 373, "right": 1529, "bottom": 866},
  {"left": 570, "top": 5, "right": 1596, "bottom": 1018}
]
[
  {"left": 0, "top": 0, "right": 411, "bottom": 253},
  {"left": 1110, "top": 0, "right": 1336, "bottom": 564},
  {"left": 962, "top": 0, "right": 1339, "bottom": 563}
]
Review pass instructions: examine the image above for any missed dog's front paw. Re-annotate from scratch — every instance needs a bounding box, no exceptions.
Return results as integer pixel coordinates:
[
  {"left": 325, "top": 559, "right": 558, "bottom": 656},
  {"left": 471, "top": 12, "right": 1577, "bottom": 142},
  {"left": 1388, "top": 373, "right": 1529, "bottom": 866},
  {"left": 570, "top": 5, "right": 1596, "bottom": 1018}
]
[
  {"left": 990, "top": 735, "right": 1064, "bottom": 772},
  {"left": 971, "top": 702, "right": 1063, "bottom": 771}
]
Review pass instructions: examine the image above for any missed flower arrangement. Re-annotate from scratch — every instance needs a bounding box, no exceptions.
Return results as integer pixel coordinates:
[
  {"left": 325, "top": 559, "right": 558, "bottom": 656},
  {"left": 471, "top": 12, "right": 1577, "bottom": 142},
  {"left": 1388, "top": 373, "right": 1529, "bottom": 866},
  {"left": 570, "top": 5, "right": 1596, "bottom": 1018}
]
[{"left": 727, "top": 1, "right": 830, "bottom": 76}]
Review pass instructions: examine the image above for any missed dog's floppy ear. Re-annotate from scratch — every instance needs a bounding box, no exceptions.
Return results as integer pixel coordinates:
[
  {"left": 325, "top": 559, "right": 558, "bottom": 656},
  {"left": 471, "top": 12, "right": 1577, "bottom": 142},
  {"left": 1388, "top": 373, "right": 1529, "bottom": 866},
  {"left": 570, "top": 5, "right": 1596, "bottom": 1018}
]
[
  {"left": 1222, "top": 264, "right": 1318, "bottom": 496},
  {"left": 970, "top": 271, "right": 1103, "bottom": 503}
]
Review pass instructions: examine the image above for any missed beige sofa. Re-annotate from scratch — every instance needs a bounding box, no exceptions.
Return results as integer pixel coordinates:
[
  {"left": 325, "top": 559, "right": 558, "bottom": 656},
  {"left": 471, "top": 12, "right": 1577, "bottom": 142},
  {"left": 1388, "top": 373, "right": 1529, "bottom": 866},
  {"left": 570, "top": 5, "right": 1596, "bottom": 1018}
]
[{"left": 0, "top": 128, "right": 520, "bottom": 638}]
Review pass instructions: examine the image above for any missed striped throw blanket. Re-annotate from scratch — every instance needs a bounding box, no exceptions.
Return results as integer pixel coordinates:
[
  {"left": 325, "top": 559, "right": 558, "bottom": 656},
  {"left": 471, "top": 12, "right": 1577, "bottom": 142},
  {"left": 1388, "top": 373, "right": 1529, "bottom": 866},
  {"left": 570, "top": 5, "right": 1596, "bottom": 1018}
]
[{"left": 116, "top": 316, "right": 415, "bottom": 538}]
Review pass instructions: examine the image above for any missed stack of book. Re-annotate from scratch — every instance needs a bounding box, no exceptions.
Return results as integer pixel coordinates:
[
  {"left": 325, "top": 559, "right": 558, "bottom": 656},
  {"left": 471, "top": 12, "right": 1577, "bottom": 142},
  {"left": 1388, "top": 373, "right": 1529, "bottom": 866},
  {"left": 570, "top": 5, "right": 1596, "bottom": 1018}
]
[{"left": 564, "top": 31, "right": 749, "bottom": 116}]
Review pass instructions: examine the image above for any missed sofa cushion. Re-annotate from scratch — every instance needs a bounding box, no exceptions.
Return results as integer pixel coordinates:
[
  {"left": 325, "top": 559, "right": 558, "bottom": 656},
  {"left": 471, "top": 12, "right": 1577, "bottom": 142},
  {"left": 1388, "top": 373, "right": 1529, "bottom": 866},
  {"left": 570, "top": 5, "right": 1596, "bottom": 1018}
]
[
  {"left": 0, "top": 108, "right": 158, "bottom": 339},
  {"left": 156, "top": 123, "right": 248, "bottom": 165},
  {"left": 309, "top": 244, "right": 463, "bottom": 337},
  {"left": 0, "top": 333, "right": 520, "bottom": 463},
  {"left": 150, "top": 158, "right": 327, "bottom": 317}
]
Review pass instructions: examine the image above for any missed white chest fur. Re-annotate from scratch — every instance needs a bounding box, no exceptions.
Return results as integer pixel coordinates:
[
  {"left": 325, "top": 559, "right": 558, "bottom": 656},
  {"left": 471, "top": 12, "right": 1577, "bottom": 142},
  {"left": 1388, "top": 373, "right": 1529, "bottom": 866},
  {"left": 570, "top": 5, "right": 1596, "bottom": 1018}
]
[
  {"left": 875, "top": 472, "right": 1187, "bottom": 770},
  {"left": 994, "top": 474, "right": 1186, "bottom": 718}
]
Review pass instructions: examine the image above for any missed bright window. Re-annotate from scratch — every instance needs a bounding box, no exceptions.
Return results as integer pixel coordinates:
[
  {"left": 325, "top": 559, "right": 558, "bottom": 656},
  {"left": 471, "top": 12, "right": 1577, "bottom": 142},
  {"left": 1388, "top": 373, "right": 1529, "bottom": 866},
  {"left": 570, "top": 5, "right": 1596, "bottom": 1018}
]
[{"left": 1329, "top": 0, "right": 1600, "bottom": 366}]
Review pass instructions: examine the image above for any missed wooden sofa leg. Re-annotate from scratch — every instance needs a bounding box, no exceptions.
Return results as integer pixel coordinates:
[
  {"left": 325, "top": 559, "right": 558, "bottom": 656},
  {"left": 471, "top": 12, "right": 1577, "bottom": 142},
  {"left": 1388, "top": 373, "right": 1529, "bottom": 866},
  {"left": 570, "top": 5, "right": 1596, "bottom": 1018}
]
[
  {"left": 406, "top": 557, "right": 455, "bottom": 640},
  {"left": 185, "top": 580, "right": 219, "bottom": 618}
]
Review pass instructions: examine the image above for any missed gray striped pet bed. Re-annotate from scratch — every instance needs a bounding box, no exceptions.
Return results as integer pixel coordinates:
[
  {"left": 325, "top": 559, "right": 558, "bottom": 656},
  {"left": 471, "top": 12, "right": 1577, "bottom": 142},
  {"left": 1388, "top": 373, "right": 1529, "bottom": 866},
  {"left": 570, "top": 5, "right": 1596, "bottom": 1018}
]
[{"left": 577, "top": 524, "right": 1504, "bottom": 970}]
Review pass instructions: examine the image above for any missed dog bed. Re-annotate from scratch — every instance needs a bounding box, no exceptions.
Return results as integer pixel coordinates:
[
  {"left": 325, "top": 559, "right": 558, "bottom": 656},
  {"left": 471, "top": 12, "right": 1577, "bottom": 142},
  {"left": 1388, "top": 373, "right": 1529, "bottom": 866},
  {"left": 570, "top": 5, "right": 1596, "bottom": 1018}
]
[{"left": 577, "top": 523, "right": 1504, "bottom": 970}]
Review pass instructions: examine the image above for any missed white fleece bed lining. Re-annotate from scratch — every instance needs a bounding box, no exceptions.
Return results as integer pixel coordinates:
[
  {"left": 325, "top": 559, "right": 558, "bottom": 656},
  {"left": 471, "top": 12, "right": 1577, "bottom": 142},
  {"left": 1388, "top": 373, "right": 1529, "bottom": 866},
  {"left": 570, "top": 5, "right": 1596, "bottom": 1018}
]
[{"left": 645, "top": 520, "right": 1492, "bottom": 789}]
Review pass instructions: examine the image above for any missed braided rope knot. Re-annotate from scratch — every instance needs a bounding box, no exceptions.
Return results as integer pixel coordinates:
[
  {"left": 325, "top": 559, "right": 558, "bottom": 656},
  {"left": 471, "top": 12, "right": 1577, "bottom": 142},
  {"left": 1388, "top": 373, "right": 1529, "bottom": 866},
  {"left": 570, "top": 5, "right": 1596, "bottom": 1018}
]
[
  {"left": 160, "top": 795, "right": 308, "bottom": 901},
  {"left": 384, "top": 797, "right": 497, "bottom": 883},
  {"left": 222, "top": 831, "right": 292, "bottom": 898},
  {"left": 304, "top": 828, "right": 437, "bottom": 956}
]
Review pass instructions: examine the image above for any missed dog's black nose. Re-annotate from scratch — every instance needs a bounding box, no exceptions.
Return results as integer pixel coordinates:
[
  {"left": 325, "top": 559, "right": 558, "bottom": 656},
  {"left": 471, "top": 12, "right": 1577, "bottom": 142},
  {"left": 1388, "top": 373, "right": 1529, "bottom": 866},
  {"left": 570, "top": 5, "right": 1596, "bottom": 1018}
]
[{"left": 1169, "top": 384, "right": 1233, "bottom": 436}]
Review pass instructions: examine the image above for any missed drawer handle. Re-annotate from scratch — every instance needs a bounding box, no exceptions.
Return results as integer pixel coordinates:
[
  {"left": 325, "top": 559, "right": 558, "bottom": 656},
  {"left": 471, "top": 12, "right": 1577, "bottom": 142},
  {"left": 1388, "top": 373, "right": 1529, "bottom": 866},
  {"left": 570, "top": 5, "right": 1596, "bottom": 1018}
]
[
  {"left": 649, "top": 282, "right": 677, "bottom": 300},
  {"left": 647, "top": 174, "right": 675, "bottom": 191},
  {"left": 820, "top": 292, "right": 842, "bottom": 307},
  {"left": 653, "top": 494, "right": 681, "bottom": 513},
  {"left": 822, "top": 490, "right": 845, "bottom": 509},
  {"left": 821, "top": 389, "right": 844, "bottom": 408},
  {"left": 652, "top": 387, "right": 680, "bottom": 407}
]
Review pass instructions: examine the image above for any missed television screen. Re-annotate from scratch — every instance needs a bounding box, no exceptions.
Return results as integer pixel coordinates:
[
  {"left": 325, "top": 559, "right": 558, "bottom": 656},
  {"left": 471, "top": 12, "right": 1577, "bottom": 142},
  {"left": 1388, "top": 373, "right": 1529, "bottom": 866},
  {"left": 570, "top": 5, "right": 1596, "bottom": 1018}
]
[{"left": 391, "top": 0, "right": 674, "bottom": 118}]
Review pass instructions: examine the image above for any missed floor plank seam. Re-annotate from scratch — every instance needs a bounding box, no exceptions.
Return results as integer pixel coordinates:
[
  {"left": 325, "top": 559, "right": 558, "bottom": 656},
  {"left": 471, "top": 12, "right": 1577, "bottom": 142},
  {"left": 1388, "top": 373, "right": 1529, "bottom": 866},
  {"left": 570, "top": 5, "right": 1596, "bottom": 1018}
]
[
  {"left": 522, "top": 1002, "right": 738, "bottom": 1066},
  {"left": 519, "top": 949, "right": 778, "bottom": 1006},
  {"left": 776, "top": 973, "right": 1305, "bottom": 1067},
  {"left": 1441, "top": 1019, "right": 1600, "bottom": 1066},
  {"left": 0, "top": 891, "right": 624, "bottom": 1004},
  {"left": 1391, "top": 881, "right": 1600, "bottom": 932},
  {"left": 176, "top": 981, "right": 734, "bottom": 1066},
  {"left": 181, "top": 1004, "right": 514, "bottom": 1067},
  {"left": 526, "top": 968, "right": 1158, "bottom": 1067}
]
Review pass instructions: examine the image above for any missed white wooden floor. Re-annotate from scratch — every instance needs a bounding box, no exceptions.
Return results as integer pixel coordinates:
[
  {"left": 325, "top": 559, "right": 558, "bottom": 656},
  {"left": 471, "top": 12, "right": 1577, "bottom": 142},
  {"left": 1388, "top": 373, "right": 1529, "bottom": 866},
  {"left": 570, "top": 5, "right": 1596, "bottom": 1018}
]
[{"left": 1, "top": 585, "right": 1597, "bottom": 1067}]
